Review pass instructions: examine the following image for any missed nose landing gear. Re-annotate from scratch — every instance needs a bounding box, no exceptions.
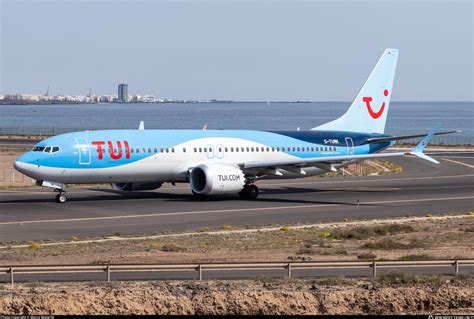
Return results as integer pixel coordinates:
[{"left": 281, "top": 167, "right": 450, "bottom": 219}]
[{"left": 54, "top": 190, "right": 67, "bottom": 203}]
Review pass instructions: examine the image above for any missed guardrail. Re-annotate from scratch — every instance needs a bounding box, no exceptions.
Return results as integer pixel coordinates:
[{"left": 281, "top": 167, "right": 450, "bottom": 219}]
[{"left": 1, "top": 259, "right": 473, "bottom": 285}]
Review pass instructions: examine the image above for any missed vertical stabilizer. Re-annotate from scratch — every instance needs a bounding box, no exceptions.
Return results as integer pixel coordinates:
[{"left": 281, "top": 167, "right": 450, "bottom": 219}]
[{"left": 312, "top": 49, "right": 398, "bottom": 134}]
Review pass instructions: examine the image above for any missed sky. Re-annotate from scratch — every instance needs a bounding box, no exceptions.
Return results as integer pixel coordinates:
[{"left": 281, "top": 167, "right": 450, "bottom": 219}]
[{"left": 1, "top": 0, "right": 472, "bottom": 101}]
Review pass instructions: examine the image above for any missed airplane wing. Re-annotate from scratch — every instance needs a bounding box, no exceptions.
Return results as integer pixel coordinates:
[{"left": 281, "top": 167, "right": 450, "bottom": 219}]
[
  {"left": 240, "top": 126, "right": 440, "bottom": 172},
  {"left": 366, "top": 130, "right": 459, "bottom": 144}
]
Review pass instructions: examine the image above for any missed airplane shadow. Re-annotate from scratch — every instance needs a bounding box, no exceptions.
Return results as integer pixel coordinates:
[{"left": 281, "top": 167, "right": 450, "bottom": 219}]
[{"left": 0, "top": 186, "right": 392, "bottom": 206}]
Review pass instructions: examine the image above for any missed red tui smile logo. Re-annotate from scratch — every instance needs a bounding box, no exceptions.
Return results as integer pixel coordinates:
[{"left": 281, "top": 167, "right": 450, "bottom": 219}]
[{"left": 363, "top": 89, "right": 389, "bottom": 119}]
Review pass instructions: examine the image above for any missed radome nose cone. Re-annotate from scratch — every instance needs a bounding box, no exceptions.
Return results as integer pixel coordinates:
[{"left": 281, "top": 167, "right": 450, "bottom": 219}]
[{"left": 13, "top": 160, "right": 26, "bottom": 173}]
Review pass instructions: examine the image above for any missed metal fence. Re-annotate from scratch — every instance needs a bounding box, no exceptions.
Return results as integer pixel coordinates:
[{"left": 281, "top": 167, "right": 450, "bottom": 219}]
[
  {"left": 0, "top": 127, "right": 473, "bottom": 145},
  {"left": 1, "top": 259, "right": 472, "bottom": 285},
  {"left": 0, "top": 170, "right": 35, "bottom": 185}
]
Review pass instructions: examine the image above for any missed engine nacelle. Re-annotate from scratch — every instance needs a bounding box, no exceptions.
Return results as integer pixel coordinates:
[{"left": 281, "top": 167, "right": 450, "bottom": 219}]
[
  {"left": 112, "top": 182, "right": 163, "bottom": 191},
  {"left": 190, "top": 164, "right": 245, "bottom": 195}
]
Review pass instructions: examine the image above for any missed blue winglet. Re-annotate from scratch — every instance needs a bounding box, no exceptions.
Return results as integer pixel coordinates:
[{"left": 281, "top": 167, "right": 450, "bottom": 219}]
[{"left": 410, "top": 124, "right": 441, "bottom": 164}]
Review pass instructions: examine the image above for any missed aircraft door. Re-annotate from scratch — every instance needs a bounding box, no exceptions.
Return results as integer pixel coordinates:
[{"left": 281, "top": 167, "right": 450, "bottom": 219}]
[
  {"left": 345, "top": 137, "right": 355, "bottom": 156},
  {"left": 207, "top": 144, "right": 214, "bottom": 159},
  {"left": 76, "top": 137, "right": 91, "bottom": 165}
]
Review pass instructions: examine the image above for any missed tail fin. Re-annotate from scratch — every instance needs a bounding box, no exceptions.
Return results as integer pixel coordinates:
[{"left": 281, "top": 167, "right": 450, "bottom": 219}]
[{"left": 312, "top": 48, "right": 398, "bottom": 134}]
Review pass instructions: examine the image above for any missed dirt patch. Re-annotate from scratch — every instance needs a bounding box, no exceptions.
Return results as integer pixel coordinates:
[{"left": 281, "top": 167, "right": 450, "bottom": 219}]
[
  {"left": 0, "top": 277, "right": 472, "bottom": 315},
  {"left": 1, "top": 214, "right": 472, "bottom": 265}
]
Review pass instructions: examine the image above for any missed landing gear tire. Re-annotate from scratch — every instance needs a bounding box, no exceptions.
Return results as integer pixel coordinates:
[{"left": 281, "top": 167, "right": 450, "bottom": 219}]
[
  {"left": 239, "top": 184, "right": 259, "bottom": 200},
  {"left": 55, "top": 193, "right": 67, "bottom": 203}
]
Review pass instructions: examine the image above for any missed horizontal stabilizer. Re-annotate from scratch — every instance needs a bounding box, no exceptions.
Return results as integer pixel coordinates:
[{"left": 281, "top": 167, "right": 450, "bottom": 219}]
[{"left": 409, "top": 125, "right": 440, "bottom": 164}]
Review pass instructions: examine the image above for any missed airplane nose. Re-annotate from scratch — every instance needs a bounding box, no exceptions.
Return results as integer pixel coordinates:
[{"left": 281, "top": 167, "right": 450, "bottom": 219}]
[
  {"left": 14, "top": 160, "right": 28, "bottom": 174},
  {"left": 13, "top": 160, "right": 37, "bottom": 179}
]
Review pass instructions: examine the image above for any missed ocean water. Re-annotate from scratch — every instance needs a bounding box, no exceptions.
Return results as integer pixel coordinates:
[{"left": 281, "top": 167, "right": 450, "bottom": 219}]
[{"left": 0, "top": 102, "right": 472, "bottom": 143}]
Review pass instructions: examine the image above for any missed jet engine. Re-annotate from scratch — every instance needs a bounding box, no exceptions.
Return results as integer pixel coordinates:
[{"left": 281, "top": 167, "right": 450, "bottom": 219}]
[
  {"left": 190, "top": 164, "right": 245, "bottom": 195},
  {"left": 112, "top": 182, "right": 163, "bottom": 191}
]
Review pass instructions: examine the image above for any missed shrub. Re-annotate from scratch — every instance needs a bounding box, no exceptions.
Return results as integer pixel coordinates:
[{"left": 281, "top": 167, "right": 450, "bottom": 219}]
[
  {"left": 425, "top": 213, "right": 433, "bottom": 217},
  {"left": 398, "top": 254, "right": 433, "bottom": 261},
  {"left": 377, "top": 271, "right": 446, "bottom": 285},
  {"left": 223, "top": 225, "right": 239, "bottom": 230},
  {"left": 296, "top": 247, "right": 313, "bottom": 255},
  {"left": 160, "top": 243, "right": 185, "bottom": 252},
  {"left": 280, "top": 225, "right": 290, "bottom": 232},
  {"left": 361, "top": 239, "right": 423, "bottom": 250},
  {"left": 29, "top": 243, "right": 41, "bottom": 250},
  {"left": 319, "top": 231, "right": 331, "bottom": 238},
  {"left": 329, "top": 224, "right": 414, "bottom": 240},
  {"left": 311, "top": 276, "right": 354, "bottom": 286},
  {"left": 199, "top": 227, "right": 210, "bottom": 232}
]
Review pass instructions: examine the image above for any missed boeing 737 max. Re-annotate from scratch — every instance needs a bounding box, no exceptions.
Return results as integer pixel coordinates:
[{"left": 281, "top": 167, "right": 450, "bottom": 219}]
[{"left": 14, "top": 49, "right": 457, "bottom": 203}]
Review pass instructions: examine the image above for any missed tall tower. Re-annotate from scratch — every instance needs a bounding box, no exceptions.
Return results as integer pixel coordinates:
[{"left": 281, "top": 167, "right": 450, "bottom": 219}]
[{"left": 118, "top": 84, "right": 128, "bottom": 103}]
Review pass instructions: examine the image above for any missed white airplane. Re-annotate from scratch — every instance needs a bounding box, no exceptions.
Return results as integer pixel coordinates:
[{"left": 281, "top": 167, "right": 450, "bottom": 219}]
[{"left": 14, "top": 49, "right": 456, "bottom": 203}]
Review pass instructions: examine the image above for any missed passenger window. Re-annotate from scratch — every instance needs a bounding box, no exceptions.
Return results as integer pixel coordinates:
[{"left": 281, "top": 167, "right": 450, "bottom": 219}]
[
  {"left": 172, "top": 148, "right": 175, "bottom": 153},
  {"left": 276, "top": 147, "right": 279, "bottom": 152},
  {"left": 297, "top": 147, "right": 300, "bottom": 151},
  {"left": 154, "top": 148, "right": 157, "bottom": 153},
  {"left": 251, "top": 147, "right": 254, "bottom": 152},
  {"left": 183, "top": 148, "right": 186, "bottom": 153},
  {"left": 230, "top": 147, "right": 234, "bottom": 152},
  {"left": 246, "top": 147, "right": 249, "bottom": 152},
  {"left": 136, "top": 148, "right": 139, "bottom": 153},
  {"left": 255, "top": 147, "right": 259, "bottom": 152},
  {"left": 266, "top": 147, "right": 269, "bottom": 152},
  {"left": 194, "top": 148, "right": 197, "bottom": 153},
  {"left": 160, "top": 148, "right": 164, "bottom": 152},
  {"left": 142, "top": 148, "right": 146, "bottom": 153},
  {"left": 166, "top": 148, "right": 169, "bottom": 153},
  {"left": 131, "top": 148, "right": 134, "bottom": 154},
  {"left": 204, "top": 148, "right": 207, "bottom": 152},
  {"left": 199, "top": 148, "right": 202, "bottom": 153},
  {"left": 241, "top": 147, "right": 244, "bottom": 152},
  {"left": 225, "top": 147, "right": 228, "bottom": 152},
  {"left": 311, "top": 147, "right": 314, "bottom": 151}
]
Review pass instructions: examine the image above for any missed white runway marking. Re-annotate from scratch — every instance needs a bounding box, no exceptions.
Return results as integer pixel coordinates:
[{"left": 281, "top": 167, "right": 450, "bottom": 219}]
[
  {"left": 0, "top": 196, "right": 473, "bottom": 226},
  {"left": 440, "top": 158, "right": 474, "bottom": 169}
]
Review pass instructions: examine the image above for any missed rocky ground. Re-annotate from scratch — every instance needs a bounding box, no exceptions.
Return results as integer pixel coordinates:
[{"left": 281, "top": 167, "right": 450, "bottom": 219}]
[{"left": 1, "top": 277, "right": 472, "bottom": 315}]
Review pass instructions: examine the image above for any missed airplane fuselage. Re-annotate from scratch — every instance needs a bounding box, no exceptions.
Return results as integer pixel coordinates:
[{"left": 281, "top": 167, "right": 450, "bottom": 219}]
[{"left": 15, "top": 129, "right": 391, "bottom": 184}]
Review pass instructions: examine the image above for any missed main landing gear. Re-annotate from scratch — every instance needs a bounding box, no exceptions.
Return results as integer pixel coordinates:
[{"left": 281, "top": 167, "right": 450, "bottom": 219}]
[
  {"left": 54, "top": 190, "right": 67, "bottom": 203},
  {"left": 239, "top": 184, "right": 259, "bottom": 200}
]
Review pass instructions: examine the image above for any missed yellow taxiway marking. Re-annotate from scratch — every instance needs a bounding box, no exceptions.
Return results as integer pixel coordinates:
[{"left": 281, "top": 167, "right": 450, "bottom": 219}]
[{"left": 0, "top": 196, "right": 473, "bottom": 226}]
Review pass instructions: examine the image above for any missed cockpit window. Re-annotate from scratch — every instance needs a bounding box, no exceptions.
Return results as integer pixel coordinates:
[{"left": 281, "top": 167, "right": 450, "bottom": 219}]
[
  {"left": 44, "top": 147, "right": 52, "bottom": 153},
  {"left": 32, "top": 146, "right": 45, "bottom": 152},
  {"left": 52, "top": 147, "right": 60, "bottom": 153}
]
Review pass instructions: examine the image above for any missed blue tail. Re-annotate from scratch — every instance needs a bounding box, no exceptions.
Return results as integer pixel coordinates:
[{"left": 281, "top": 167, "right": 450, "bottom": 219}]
[{"left": 312, "top": 49, "right": 398, "bottom": 134}]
